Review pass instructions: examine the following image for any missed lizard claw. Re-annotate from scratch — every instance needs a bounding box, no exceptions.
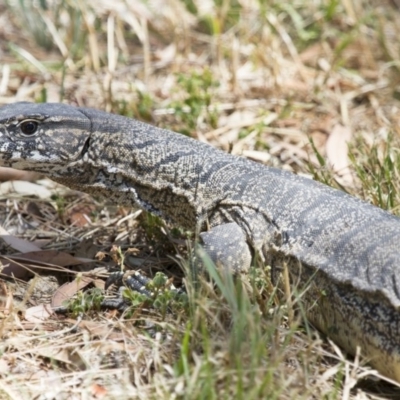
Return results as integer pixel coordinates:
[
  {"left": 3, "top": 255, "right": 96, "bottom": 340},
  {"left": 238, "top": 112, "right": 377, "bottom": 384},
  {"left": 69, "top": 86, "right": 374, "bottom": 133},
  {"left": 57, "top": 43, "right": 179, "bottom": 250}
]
[
  {"left": 101, "top": 290, "right": 130, "bottom": 311},
  {"left": 102, "top": 270, "right": 155, "bottom": 310},
  {"left": 104, "top": 271, "right": 124, "bottom": 290},
  {"left": 105, "top": 270, "right": 153, "bottom": 296}
]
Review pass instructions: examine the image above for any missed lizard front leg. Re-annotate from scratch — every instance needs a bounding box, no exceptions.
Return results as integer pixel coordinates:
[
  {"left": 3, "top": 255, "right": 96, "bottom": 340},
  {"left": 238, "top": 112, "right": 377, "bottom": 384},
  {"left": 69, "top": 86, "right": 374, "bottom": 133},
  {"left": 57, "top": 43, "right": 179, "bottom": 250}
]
[
  {"left": 199, "top": 222, "right": 252, "bottom": 273},
  {"left": 102, "top": 222, "right": 252, "bottom": 310}
]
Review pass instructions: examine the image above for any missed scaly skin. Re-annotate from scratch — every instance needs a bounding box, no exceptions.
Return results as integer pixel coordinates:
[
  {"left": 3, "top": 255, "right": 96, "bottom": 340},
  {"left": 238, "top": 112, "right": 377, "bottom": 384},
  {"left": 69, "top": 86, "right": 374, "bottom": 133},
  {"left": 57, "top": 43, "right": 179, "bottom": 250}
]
[{"left": 1, "top": 102, "right": 400, "bottom": 381}]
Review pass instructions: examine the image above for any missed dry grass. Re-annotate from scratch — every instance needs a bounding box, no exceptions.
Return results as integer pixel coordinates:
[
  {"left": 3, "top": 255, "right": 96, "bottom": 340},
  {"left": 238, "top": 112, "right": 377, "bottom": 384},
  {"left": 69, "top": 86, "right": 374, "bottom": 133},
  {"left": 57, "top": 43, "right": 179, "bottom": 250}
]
[{"left": 1, "top": 0, "right": 400, "bottom": 398}]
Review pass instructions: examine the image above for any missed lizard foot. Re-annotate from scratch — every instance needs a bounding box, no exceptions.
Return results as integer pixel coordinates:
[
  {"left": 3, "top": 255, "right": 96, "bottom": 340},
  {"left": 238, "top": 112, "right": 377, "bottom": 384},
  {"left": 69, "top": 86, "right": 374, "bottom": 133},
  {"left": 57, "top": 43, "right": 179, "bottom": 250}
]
[{"left": 102, "top": 270, "right": 153, "bottom": 310}]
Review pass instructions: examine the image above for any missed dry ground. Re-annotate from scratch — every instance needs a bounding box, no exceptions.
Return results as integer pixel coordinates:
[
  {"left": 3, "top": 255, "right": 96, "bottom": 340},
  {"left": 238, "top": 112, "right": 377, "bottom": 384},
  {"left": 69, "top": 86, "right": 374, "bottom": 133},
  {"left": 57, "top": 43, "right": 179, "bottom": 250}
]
[{"left": 1, "top": 0, "right": 400, "bottom": 399}]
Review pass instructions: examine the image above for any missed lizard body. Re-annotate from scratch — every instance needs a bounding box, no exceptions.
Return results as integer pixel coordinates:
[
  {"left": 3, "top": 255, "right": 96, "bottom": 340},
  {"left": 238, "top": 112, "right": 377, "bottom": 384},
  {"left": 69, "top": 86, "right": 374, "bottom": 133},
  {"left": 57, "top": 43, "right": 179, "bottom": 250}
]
[{"left": 0, "top": 102, "right": 400, "bottom": 381}]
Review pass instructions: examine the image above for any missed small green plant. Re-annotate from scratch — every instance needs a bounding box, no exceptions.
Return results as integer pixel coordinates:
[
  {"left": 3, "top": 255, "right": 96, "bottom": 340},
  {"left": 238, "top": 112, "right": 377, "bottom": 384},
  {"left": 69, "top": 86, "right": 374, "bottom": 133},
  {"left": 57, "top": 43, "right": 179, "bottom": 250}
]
[
  {"left": 182, "top": 0, "right": 242, "bottom": 35},
  {"left": 66, "top": 288, "right": 104, "bottom": 317},
  {"left": 349, "top": 136, "right": 400, "bottom": 211},
  {"left": 51, "top": 193, "right": 68, "bottom": 222},
  {"left": 121, "top": 288, "right": 150, "bottom": 307},
  {"left": 308, "top": 134, "right": 400, "bottom": 213},
  {"left": 306, "top": 137, "right": 339, "bottom": 188},
  {"left": 109, "top": 245, "right": 125, "bottom": 270},
  {"left": 171, "top": 248, "right": 312, "bottom": 398},
  {"left": 6, "top": 0, "right": 88, "bottom": 58},
  {"left": 122, "top": 272, "right": 189, "bottom": 319},
  {"left": 139, "top": 212, "right": 167, "bottom": 243},
  {"left": 114, "top": 90, "right": 154, "bottom": 122},
  {"left": 169, "top": 69, "right": 219, "bottom": 136},
  {"left": 278, "top": 3, "right": 321, "bottom": 43}
]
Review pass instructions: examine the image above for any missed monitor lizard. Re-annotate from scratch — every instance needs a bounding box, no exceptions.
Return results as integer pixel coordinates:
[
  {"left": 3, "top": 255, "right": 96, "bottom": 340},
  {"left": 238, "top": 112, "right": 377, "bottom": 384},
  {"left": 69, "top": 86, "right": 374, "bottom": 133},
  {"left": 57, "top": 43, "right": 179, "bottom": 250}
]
[{"left": 0, "top": 102, "right": 399, "bottom": 382}]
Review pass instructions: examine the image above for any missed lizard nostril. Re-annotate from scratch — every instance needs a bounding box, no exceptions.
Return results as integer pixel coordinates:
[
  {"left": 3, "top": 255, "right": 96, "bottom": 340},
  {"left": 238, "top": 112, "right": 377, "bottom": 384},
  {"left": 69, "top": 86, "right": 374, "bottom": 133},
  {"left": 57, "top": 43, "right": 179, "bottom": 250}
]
[{"left": 20, "top": 120, "right": 39, "bottom": 136}]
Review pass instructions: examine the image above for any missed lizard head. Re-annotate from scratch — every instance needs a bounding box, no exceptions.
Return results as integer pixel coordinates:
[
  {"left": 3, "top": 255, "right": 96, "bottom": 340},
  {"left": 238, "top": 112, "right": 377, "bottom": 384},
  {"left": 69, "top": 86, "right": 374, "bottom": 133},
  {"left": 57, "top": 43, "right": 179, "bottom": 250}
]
[{"left": 0, "top": 102, "right": 92, "bottom": 173}]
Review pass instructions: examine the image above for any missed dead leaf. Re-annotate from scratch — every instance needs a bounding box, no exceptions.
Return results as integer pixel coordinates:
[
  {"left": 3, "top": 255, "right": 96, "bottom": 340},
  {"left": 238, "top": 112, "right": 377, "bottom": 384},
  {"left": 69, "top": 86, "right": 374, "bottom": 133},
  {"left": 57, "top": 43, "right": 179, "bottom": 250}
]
[
  {"left": 154, "top": 43, "right": 176, "bottom": 68},
  {"left": 73, "top": 320, "right": 124, "bottom": 341},
  {"left": 51, "top": 276, "right": 95, "bottom": 308},
  {"left": 0, "top": 225, "right": 41, "bottom": 252},
  {"left": 0, "top": 180, "right": 52, "bottom": 199},
  {"left": 95, "top": 251, "right": 107, "bottom": 261},
  {"left": 0, "top": 359, "right": 9, "bottom": 374},
  {"left": 93, "top": 279, "right": 105, "bottom": 290},
  {"left": 67, "top": 203, "right": 95, "bottom": 227},
  {"left": 242, "top": 150, "right": 272, "bottom": 164},
  {"left": 4, "top": 321, "right": 58, "bottom": 331},
  {"left": 0, "top": 250, "right": 95, "bottom": 279},
  {"left": 0, "top": 167, "right": 39, "bottom": 182},
  {"left": 0, "top": 225, "right": 94, "bottom": 278},
  {"left": 0, "top": 281, "right": 13, "bottom": 316},
  {"left": 299, "top": 42, "right": 327, "bottom": 66},
  {"left": 280, "top": 79, "right": 310, "bottom": 92},
  {"left": 275, "top": 118, "right": 300, "bottom": 128},
  {"left": 69, "top": 212, "right": 91, "bottom": 227},
  {"left": 7, "top": 250, "right": 94, "bottom": 267},
  {"left": 25, "top": 201, "right": 44, "bottom": 218},
  {"left": 0, "top": 258, "right": 34, "bottom": 279},
  {"left": 326, "top": 124, "right": 354, "bottom": 186},
  {"left": 74, "top": 239, "right": 102, "bottom": 259},
  {"left": 0, "top": 226, "right": 42, "bottom": 278},
  {"left": 25, "top": 304, "right": 54, "bottom": 322},
  {"left": 29, "top": 346, "right": 72, "bottom": 364},
  {"left": 91, "top": 383, "right": 107, "bottom": 398}
]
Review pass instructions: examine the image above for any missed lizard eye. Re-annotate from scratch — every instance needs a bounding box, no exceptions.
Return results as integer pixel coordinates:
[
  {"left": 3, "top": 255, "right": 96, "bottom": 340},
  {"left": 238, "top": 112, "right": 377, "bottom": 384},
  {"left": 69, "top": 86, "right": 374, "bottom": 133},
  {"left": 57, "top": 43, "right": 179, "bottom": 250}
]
[{"left": 20, "top": 120, "right": 39, "bottom": 136}]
